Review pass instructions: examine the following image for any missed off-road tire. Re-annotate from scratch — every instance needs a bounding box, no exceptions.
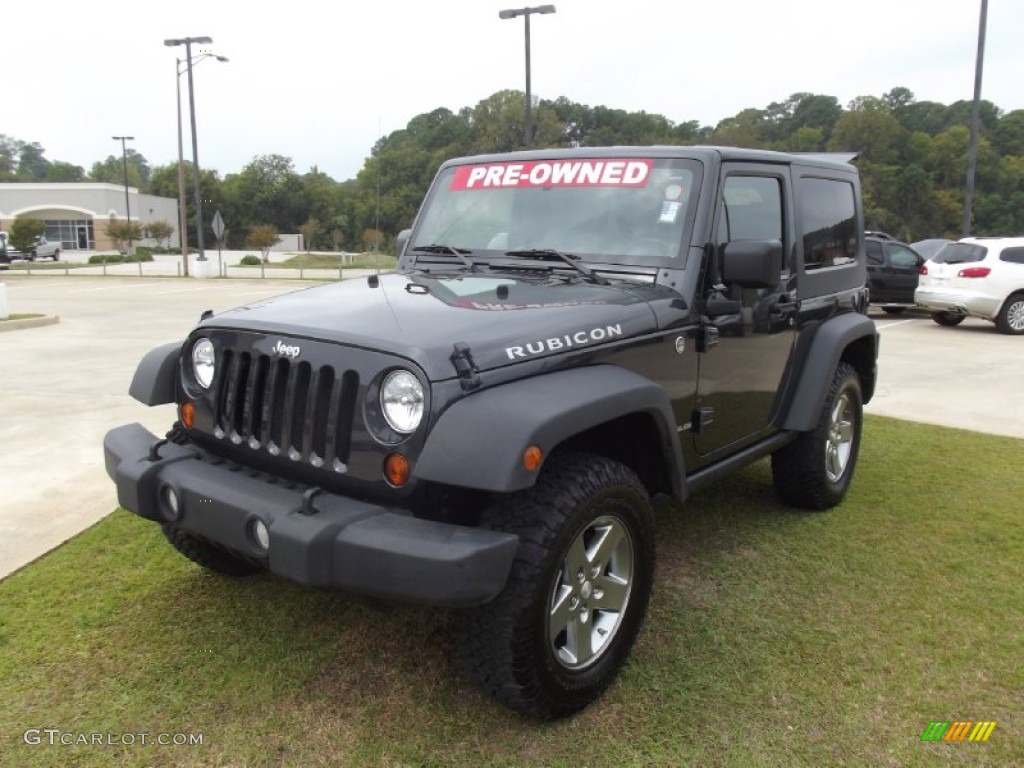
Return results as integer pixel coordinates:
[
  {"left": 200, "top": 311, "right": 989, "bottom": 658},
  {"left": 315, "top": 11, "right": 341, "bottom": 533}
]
[
  {"left": 932, "top": 312, "right": 965, "bottom": 327},
  {"left": 457, "top": 452, "right": 655, "bottom": 720},
  {"left": 772, "top": 362, "right": 863, "bottom": 510},
  {"left": 995, "top": 292, "right": 1024, "bottom": 335},
  {"left": 162, "top": 524, "right": 261, "bottom": 576}
]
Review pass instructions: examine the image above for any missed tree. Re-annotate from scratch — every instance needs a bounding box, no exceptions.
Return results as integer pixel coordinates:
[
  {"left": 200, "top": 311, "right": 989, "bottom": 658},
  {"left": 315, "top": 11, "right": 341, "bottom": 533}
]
[
  {"left": 90, "top": 149, "right": 151, "bottom": 191},
  {"left": 104, "top": 221, "right": 143, "bottom": 254},
  {"left": 45, "top": 162, "right": 86, "bottom": 182},
  {"left": 144, "top": 221, "right": 174, "bottom": 250},
  {"left": 246, "top": 224, "right": 280, "bottom": 262},
  {"left": 362, "top": 228, "right": 383, "bottom": 252},
  {"left": 9, "top": 217, "right": 45, "bottom": 252},
  {"left": 298, "top": 216, "right": 321, "bottom": 252}
]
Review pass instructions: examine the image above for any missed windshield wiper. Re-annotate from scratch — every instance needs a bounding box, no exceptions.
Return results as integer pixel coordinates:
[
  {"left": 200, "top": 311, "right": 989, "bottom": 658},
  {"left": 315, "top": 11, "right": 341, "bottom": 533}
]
[
  {"left": 410, "top": 244, "right": 477, "bottom": 271},
  {"left": 503, "top": 249, "right": 610, "bottom": 285}
]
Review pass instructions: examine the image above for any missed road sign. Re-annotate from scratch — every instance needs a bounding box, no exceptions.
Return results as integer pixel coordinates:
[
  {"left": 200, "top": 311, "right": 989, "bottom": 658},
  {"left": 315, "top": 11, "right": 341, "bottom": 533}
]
[{"left": 211, "top": 210, "right": 226, "bottom": 242}]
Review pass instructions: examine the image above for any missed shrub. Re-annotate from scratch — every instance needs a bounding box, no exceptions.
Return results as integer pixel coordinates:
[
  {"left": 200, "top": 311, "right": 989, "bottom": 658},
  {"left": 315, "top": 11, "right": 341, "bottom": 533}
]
[
  {"left": 87, "top": 253, "right": 155, "bottom": 264},
  {"left": 238, "top": 254, "right": 262, "bottom": 266}
]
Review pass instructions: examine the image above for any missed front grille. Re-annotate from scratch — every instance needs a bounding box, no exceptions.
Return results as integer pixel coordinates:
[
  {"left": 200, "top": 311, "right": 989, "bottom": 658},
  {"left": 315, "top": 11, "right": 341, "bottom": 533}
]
[{"left": 213, "top": 350, "right": 359, "bottom": 472}]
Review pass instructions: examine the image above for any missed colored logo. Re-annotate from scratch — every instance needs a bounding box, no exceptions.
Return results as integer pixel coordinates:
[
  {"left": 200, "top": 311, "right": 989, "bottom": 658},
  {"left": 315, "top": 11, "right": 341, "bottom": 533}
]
[{"left": 920, "top": 721, "right": 996, "bottom": 742}]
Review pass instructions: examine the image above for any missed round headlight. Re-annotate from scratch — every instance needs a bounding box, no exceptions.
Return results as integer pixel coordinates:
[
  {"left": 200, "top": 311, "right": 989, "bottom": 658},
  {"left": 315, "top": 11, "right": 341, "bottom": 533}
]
[
  {"left": 380, "top": 370, "right": 424, "bottom": 434},
  {"left": 192, "top": 337, "right": 216, "bottom": 389}
]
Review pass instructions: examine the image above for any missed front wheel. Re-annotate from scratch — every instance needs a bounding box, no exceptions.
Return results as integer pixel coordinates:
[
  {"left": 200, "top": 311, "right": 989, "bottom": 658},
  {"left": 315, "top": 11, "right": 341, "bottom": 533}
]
[
  {"left": 995, "top": 293, "right": 1024, "bottom": 335},
  {"left": 457, "top": 452, "right": 655, "bottom": 720},
  {"left": 932, "top": 312, "right": 965, "bottom": 327},
  {"left": 772, "top": 361, "right": 863, "bottom": 510}
]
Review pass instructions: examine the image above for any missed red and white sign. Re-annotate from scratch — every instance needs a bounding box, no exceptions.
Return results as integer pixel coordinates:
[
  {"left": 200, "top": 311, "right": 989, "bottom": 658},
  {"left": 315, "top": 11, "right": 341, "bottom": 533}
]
[{"left": 451, "top": 159, "right": 653, "bottom": 190}]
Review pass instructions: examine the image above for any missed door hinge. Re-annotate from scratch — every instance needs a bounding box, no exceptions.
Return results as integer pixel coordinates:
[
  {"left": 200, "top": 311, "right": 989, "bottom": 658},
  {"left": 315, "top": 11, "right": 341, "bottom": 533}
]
[
  {"left": 451, "top": 342, "right": 481, "bottom": 391},
  {"left": 697, "top": 325, "right": 720, "bottom": 353},
  {"left": 691, "top": 406, "right": 715, "bottom": 433}
]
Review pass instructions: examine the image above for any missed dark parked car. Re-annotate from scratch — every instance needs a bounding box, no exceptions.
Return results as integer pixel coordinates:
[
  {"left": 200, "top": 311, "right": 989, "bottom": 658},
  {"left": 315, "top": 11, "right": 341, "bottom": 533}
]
[{"left": 866, "top": 231, "right": 925, "bottom": 313}]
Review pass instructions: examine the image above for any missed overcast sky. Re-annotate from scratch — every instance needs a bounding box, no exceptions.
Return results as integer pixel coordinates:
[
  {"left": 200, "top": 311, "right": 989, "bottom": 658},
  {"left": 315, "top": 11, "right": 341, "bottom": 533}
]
[{"left": 5, "top": 0, "right": 1022, "bottom": 183}]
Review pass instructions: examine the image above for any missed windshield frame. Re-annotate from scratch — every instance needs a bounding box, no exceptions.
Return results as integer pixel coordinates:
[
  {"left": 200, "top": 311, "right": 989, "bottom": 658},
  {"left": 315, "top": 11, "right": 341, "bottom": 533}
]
[{"left": 408, "top": 156, "right": 705, "bottom": 271}]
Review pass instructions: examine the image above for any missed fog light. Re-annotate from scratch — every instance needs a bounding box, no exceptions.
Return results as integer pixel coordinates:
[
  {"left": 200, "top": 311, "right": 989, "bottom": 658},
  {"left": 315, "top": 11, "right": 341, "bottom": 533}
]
[
  {"left": 250, "top": 519, "right": 270, "bottom": 552},
  {"left": 162, "top": 485, "right": 181, "bottom": 521}
]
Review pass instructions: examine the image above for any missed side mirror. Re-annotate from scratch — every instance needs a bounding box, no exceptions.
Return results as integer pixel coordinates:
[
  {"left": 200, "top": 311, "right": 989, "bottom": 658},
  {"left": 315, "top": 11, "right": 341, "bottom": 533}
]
[
  {"left": 721, "top": 239, "right": 782, "bottom": 288},
  {"left": 395, "top": 229, "right": 411, "bottom": 261}
]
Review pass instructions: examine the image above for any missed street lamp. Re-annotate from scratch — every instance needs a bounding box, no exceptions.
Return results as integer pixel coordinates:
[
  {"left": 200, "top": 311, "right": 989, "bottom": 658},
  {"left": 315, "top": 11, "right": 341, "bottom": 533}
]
[
  {"left": 175, "top": 52, "right": 227, "bottom": 276},
  {"left": 111, "top": 135, "right": 135, "bottom": 254},
  {"left": 164, "top": 35, "right": 214, "bottom": 267},
  {"left": 499, "top": 5, "right": 556, "bottom": 148},
  {"left": 962, "top": 0, "right": 988, "bottom": 237}
]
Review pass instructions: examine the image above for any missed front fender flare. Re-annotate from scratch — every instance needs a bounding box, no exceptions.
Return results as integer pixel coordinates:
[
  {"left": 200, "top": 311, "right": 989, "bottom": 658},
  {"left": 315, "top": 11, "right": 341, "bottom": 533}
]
[
  {"left": 128, "top": 341, "right": 182, "bottom": 406},
  {"left": 414, "top": 365, "right": 685, "bottom": 496}
]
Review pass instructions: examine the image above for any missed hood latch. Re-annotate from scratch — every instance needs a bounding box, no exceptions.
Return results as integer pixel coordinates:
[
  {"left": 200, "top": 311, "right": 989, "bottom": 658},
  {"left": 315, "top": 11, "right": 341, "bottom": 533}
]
[{"left": 451, "top": 342, "right": 481, "bottom": 391}]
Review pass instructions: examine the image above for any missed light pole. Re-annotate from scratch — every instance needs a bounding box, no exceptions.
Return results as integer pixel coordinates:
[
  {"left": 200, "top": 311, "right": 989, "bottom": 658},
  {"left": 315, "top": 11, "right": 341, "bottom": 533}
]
[
  {"left": 499, "top": 5, "right": 556, "bottom": 148},
  {"left": 175, "top": 52, "right": 227, "bottom": 276},
  {"left": 112, "top": 136, "right": 134, "bottom": 254},
  {"left": 962, "top": 0, "right": 988, "bottom": 237},
  {"left": 164, "top": 35, "right": 214, "bottom": 267}
]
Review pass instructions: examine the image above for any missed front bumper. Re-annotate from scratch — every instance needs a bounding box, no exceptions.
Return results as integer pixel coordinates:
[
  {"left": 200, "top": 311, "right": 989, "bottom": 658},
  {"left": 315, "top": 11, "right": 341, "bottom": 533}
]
[{"left": 104, "top": 423, "right": 518, "bottom": 606}]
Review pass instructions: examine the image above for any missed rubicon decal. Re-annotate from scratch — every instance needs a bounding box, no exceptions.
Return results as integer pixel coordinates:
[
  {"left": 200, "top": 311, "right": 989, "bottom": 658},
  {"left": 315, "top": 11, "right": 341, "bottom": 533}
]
[
  {"left": 920, "top": 721, "right": 996, "bottom": 742},
  {"left": 505, "top": 324, "right": 623, "bottom": 360},
  {"left": 272, "top": 340, "right": 301, "bottom": 358},
  {"left": 451, "top": 159, "right": 652, "bottom": 190}
]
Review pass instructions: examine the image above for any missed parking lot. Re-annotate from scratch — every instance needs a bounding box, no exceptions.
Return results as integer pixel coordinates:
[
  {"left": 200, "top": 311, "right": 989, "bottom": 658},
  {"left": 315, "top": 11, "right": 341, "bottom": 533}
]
[{"left": 0, "top": 276, "right": 1021, "bottom": 579}]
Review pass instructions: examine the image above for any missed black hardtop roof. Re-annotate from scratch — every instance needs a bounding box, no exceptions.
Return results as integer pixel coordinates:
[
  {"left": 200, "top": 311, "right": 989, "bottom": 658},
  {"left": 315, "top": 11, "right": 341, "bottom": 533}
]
[{"left": 438, "top": 145, "right": 858, "bottom": 172}]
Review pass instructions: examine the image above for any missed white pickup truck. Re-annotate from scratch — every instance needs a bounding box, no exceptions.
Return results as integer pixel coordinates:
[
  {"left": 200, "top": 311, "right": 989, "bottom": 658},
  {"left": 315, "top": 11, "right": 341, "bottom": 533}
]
[{"left": 0, "top": 232, "right": 60, "bottom": 262}]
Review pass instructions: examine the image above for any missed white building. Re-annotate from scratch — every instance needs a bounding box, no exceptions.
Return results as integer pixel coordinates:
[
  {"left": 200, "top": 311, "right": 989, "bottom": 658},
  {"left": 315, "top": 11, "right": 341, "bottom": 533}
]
[{"left": 0, "top": 183, "right": 179, "bottom": 251}]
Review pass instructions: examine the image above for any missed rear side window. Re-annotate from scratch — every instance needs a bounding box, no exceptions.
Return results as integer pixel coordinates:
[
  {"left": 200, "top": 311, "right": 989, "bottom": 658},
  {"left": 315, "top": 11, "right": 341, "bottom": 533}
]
[
  {"left": 888, "top": 244, "right": 921, "bottom": 269},
  {"left": 866, "top": 240, "right": 883, "bottom": 265},
  {"left": 799, "top": 177, "right": 857, "bottom": 270},
  {"left": 933, "top": 243, "right": 986, "bottom": 264},
  {"left": 998, "top": 247, "right": 1024, "bottom": 264}
]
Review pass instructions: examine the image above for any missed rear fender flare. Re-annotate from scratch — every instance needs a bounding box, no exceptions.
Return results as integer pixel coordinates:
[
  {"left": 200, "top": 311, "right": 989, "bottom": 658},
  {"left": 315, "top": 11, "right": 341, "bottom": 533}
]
[{"left": 779, "top": 313, "right": 878, "bottom": 431}]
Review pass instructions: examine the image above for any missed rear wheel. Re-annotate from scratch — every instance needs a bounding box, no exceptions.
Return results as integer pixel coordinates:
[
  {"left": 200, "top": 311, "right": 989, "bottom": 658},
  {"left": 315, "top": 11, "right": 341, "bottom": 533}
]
[
  {"left": 457, "top": 452, "right": 655, "bottom": 720},
  {"left": 772, "top": 362, "right": 863, "bottom": 510},
  {"left": 932, "top": 312, "right": 965, "bottom": 327},
  {"left": 51, "top": 249, "right": 60, "bottom": 261},
  {"left": 995, "top": 293, "right": 1024, "bottom": 335},
  {"left": 162, "top": 524, "right": 261, "bottom": 576}
]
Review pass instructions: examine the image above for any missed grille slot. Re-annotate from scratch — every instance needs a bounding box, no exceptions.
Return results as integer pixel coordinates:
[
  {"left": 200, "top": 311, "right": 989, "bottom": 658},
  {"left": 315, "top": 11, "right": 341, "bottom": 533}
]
[{"left": 214, "top": 352, "right": 358, "bottom": 471}]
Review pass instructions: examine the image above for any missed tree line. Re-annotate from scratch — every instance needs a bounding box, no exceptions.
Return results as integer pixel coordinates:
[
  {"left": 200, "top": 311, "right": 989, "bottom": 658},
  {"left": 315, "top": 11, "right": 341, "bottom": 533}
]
[{"left": 4, "top": 85, "right": 1023, "bottom": 250}]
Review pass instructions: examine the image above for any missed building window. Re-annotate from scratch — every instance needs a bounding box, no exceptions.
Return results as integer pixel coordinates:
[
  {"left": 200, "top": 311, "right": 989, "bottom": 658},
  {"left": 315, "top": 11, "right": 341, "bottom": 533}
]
[{"left": 44, "top": 220, "right": 94, "bottom": 250}]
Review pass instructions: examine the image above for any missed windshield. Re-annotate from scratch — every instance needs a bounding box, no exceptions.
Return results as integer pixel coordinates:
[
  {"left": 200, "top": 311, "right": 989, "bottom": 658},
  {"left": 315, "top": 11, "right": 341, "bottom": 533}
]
[{"left": 411, "top": 157, "right": 701, "bottom": 265}]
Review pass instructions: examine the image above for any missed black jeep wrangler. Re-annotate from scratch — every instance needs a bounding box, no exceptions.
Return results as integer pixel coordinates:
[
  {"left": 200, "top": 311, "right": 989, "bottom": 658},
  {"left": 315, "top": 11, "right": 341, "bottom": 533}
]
[{"left": 105, "top": 146, "right": 877, "bottom": 719}]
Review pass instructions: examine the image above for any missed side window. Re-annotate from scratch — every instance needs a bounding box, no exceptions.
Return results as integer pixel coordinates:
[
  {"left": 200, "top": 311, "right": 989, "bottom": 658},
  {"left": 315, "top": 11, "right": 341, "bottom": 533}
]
[
  {"left": 798, "top": 177, "right": 857, "bottom": 270},
  {"left": 999, "top": 247, "right": 1024, "bottom": 264},
  {"left": 716, "top": 176, "right": 783, "bottom": 246},
  {"left": 888, "top": 244, "right": 921, "bottom": 269},
  {"left": 866, "top": 240, "right": 883, "bottom": 265}
]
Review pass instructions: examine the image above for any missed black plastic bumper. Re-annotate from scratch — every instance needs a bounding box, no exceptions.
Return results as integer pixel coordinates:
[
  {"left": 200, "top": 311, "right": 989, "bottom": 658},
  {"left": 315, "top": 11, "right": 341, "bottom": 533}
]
[{"left": 103, "top": 423, "right": 519, "bottom": 606}]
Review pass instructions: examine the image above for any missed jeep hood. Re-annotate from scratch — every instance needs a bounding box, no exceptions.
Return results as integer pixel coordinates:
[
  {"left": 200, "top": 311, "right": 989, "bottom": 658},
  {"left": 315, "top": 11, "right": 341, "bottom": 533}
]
[{"left": 202, "top": 272, "right": 668, "bottom": 380}]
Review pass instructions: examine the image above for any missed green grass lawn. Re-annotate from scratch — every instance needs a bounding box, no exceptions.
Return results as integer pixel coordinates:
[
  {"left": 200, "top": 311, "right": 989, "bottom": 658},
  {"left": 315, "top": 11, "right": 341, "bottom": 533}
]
[
  {"left": 256, "top": 253, "right": 397, "bottom": 271},
  {"left": 1, "top": 416, "right": 1020, "bottom": 767}
]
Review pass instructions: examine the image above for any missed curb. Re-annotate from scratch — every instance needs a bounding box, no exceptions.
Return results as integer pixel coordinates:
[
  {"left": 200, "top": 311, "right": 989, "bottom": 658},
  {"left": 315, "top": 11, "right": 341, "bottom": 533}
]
[{"left": 0, "top": 315, "right": 60, "bottom": 332}]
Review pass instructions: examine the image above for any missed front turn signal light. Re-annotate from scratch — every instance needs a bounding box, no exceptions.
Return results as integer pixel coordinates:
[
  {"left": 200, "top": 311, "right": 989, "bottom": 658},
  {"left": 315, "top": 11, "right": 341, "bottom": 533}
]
[
  {"left": 181, "top": 401, "right": 196, "bottom": 428},
  {"left": 384, "top": 453, "right": 410, "bottom": 487}
]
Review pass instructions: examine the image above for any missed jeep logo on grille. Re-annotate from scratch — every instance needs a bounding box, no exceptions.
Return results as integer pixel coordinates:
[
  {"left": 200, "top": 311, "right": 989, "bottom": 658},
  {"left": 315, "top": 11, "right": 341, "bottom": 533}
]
[{"left": 272, "top": 340, "right": 301, "bottom": 358}]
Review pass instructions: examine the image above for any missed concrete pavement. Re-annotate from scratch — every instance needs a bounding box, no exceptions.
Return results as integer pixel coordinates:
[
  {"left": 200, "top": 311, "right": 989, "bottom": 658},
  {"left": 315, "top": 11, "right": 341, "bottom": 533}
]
[{"left": 0, "top": 278, "right": 1021, "bottom": 580}]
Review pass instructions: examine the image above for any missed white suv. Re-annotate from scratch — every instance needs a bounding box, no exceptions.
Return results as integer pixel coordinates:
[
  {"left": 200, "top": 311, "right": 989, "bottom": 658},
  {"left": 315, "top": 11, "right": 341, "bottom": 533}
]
[{"left": 915, "top": 237, "right": 1024, "bottom": 334}]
